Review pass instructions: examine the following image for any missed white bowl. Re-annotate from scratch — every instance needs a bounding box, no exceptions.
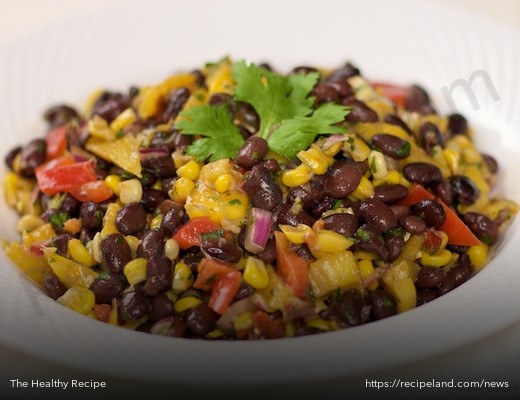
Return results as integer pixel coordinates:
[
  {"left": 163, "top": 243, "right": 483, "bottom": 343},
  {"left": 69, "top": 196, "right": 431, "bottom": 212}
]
[{"left": 0, "top": 0, "right": 519, "bottom": 385}]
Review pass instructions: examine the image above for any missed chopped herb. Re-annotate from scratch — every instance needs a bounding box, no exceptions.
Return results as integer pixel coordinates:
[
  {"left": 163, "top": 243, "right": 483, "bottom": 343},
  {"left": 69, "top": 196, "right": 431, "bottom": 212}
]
[
  {"left": 383, "top": 296, "right": 394, "bottom": 308},
  {"left": 205, "top": 274, "right": 218, "bottom": 286},
  {"left": 481, "top": 235, "right": 493, "bottom": 245},
  {"left": 98, "top": 271, "right": 111, "bottom": 280},
  {"left": 120, "top": 171, "right": 136, "bottom": 180},
  {"left": 195, "top": 92, "right": 206, "bottom": 102},
  {"left": 347, "top": 137, "right": 355, "bottom": 152},
  {"left": 370, "top": 155, "right": 377, "bottom": 173},
  {"left": 332, "top": 199, "right": 343, "bottom": 209},
  {"left": 115, "top": 129, "right": 125, "bottom": 139},
  {"left": 228, "top": 199, "right": 242, "bottom": 206},
  {"left": 396, "top": 141, "right": 411, "bottom": 158},
  {"left": 384, "top": 226, "right": 406, "bottom": 238},
  {"left": 49, "top": 212, "right": 70, "bottom": 229},
  {"left": 307, "top": 286, "right": 316, "bottom": 302},
  {"left": 332, "top": 287, "right": 341, "bottom": 303},
  {"left": 200, "top": 229, "right": 224, "bottom": 241},
  {"left": 356, "top": 227, "right": 372, "bottom": 241}
]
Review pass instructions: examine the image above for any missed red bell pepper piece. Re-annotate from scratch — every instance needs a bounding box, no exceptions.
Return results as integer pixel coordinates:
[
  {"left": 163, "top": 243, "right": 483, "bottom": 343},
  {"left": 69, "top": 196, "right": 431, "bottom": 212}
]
[
  {"left": 274, "top": 231, "right": 310, "bottom": 298},
  {"left": 209, "top": 269, "right": 241, "bottom": 314},
  {"left": 172, "top": 217, "right": 220, "bottom": 249},
  {"left": 45, "top": 125, "right": 68, "bottom": 161},
  {"left": 371, "top": 82, "right": 408, "bottom": 108},
  {"left": 36, "top": 159, "right": 97, "bottom": 196},
  {"left": 70, "top": 180, "right": 114, "bottom": 203},
  {"left": 399, "top": 184, "right": 482, "bottom": 246}
]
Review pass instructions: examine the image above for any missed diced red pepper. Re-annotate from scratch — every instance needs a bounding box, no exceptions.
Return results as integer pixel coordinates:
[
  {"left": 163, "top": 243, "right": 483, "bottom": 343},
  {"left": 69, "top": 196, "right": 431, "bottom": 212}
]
[
  {"left": 371, "top": 82, "right": 408, "bottom": 108},
  {"left": 274, "top": 231, "right": 310, "bottom": 298},
  {"left": 209, "top": 270, "right": 241, "bottom": 314},
  {"left": 93, "top": 304, "right": 112, "bottom": 323},
  {"left": 45, "top": 125, "right": 67, "bottom": 161},
  {"left": 250, "top": 310, "right": 285, "bottom": 339},
  {"left": 193, "top": 258, "right": 236, "bottom": 291},
  {"left": 36, "top": 160, "right": 97, "bottom": 196},
  {"left": 172, "top": 217, "right": 220, "bottom": 249},
  {"left": 398, "top": 184, "right": 482, "bottom": 246},
  {"left": 70, "top": 180, "right": 113, "bottom": 203}
]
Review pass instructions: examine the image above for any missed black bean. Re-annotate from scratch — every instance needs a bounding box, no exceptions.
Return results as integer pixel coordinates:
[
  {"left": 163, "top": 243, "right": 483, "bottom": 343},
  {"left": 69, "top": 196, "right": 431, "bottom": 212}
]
[
  {"left": 186, "top": 304, "right": 219, "bottom": 336},
  {"left": 411, "top": 199, "right": 446, "bottom": 229},
  {"left": 91, "top": 92, "right": 129, "bottom": 122},
  {"left": 327, "top": 62, "right": 360, "bottom": 81},
  {"left": 326, "top": 160, "right": 362, "bottom": 198},
  {"left": 59, "top": 194, "right": 80, "bottom": 217},
  {"left": 312, "top": 83, "right": 340, "bottom": 104},
  {"left": 43, "top": 104, "right": 79, "bottom": 127},
  {"left": 80, "top": 201, "right": 104, "bottom": 230},
  {"left": 140, "top": 149, "right": 176, "bottom": 178},
  {"left": 80, "top": 228, "right": 96, "bottom": 243},
  {"left": 50, "top": 233, "right": 72, "bottom": 257},
  {"left": 356, "top": 199, "right": 398, "bottom": 232},
  {"left": 148, "top": 293, "right": 174, "bottom": 322},
  {"left": 261, "top": 159, "right": 280, "bottom": 174},
  {"left": 447, "top": 113, "right": 468, "bottom": 135},
  {"left": 406, "top": 85, "right": 433, "bottom": 114},
  {"left": 141, "top": 188, "right": 166, "bottom": 212},
  {"left": 140, "top": 170, "right": 158, "bottom": 188},
  {"left": 419, "top": 122, "right": 444, "bottom": 155},
  {"left": 120, "top": 288, "right": 149, "bottom": 321},
  {"left": 4, "top": 146, "right": 21, "bottom": 170},
  {"left": 416, "top": 289, "right": 437, "bottom": 306},
  {"left": 246, "top": 165, "right": 283, "bottom": 211},
  {"left": 292, "top": 244, "right": 314, "bottom": 261},
  {"left": 326, "top": 80, "right": 353, "bottom": 98},
  {"left": 143, "top": 255, "right": 172, "bottom": 296},
  {"left": 342, "top": 98, "right": 378, "bottom": 122},
  {"left": 235, "top": 102, "right": 260, "bottom": 134},
  {"left": 160, "top": 206, "right": 185, "bottom": 236},
  {"left": 336, "top": 289, "right": 367, "bottom": 327},
  {"left": 371, "top": 134, "right": 411, "bottom": 159},
  {"left": 370, "top": 289, "right": 397, "bottom": 320},
  {"left": 446, "top": 244, "right": 469, "bottom": 254},
  {"left": 161, "top": 87, "right": 190, "bottom": 122},
  {"left": 191, "top": 69, "right": 206, "bottom": 87},
  {"left": 101, "top": 233, "right": 132, "bottom": 274},
  {"left": 353, "top": 224, "right": 388, "bottom": 261},
  {"left": 309, "top": 196, "right": 336, "bottom": 217},
  {"left": 417, "top": 268, "right": 446, "bottom": 289},
  {"left": 386, "top": 235, "right": 405, "bottom": 262},
  {"left": 322, "top": 213, "right": 358, "bottom": 236},
  {"left": 290, "top": 66, "right": 318, "bottom": 75},
  {"left": 169, "top": 317, "right": 187, "bottom": 338},
  {"left": 402, "top": 162, "right": 442, "bottom": 186},
  {"left": 384, "top": 114, "right": 412, "bottom": 135},
  {"left": 150, "top": 131, "right": 176, "bottom": 152},
  {"left": 400, "top": 214, "right": 427, "bottom": 234},
  {"left": 257, "top": 237, "right": 277, "bottom": 264},
  {"left": 173, "top": 132, "right": 194, "bottom": 151},
  {"left": 161, "top": 177, "right": 176, "bottom": 195},
  {"left": 18, "top": 139, "right": 47, "bottom": 177},
  {"left": 294, "top": 326, "right": 324, "bottom": 336},
  {"left": 209, "top": 92, "right": 234, "bottom": 107},
  {"left": 201, "top": 237, "right": 242, "bottom": 264},
  {"left": 390, "top": 205, "right": 410, "bottom": 220},
  {"left": 116, "top": 203, "right": 147, "bottom": 236},
  {"left": 235, "top": 281, "right": 255, "bottom": 300},
  {"left": 258, "top": 62, "right": 273, "bottom": 71},
  {"left": 451, "top": 175, "right": 480, "bottom": 205},
  {"left": 482, "top": 154, "right": 498, "bottom": 174},
  {"left": 374, "top": 184, "right": 409, "bottom": 204},
  {"left": 432, "top": 180, "right": 453, "bottom": 206},
  {"left": 43, "top": 275, "right": 67, "bottom": 300},
  {"left": 137, "top": 229, "right": 165, "bottom": 259},
  {"left": 287, "top": 179, "right": 325, "bottom": 209},
  {"left": 90, "top": 273, "right": 125, "bottom": 304},
  {"left": 236, "top": 137, "right": 269, "bottom": 169},
  {"left": 437, "top": 265, "right": 471, "bottom": 296},
  {"left": 463, "top": 212, "right": 499, "bottom": 245},
  {"left": 275, "top": 203, "right": 315, "bottom": 227}
]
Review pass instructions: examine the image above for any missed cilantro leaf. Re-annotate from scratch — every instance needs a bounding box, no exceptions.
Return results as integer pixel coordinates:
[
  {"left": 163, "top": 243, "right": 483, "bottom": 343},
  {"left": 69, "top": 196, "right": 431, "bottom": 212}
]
[
  {"left": 233, "top": 61, "right": 319, "bottom": 138},
  {"left": 177, "top": 104, "right": 244, "bottom": 162},
  {"left": 267, "top": 103, "right": 349, "bottom": 158}
]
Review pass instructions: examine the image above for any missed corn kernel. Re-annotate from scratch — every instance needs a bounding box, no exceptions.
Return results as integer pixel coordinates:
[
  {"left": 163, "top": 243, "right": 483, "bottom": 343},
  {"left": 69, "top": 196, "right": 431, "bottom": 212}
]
[
  {"left": 174, "top": 296, "right": 202, "bottom": 313},
  {"left": 16, "top": 215, "right": 45, "bottom": 233},
  {"left": 351, "top": 176, "right": 375, "bottom": 199},
  {"left": 443, "top": 149, "right": 460, "bottom": 175},
  {"left": 90, "top": 233, "right": 103, "bottom": 263},
  {"left": 306, "top": 318, "right": 330, "bottom": 332},
  {"left": 68, "top": 238, "right": 97, "bottom": 267},
  {"left": 172, "top": 262, "right": 194, "bottom": 292},
  {"left": 215, "top": 173, "right": 234, "bottom": 193},
  {"left": 108, "top": 298, "right": 118, "bottom": 326},
  {"left": 281, "top": 164, "right": 314, "bottom": 187},
  {"left": 373, "top": 170, "right": 402, "bottom": 186},
  {"left": 323, "top": 141, "right": 343, "bottom": 157},
  {"left": 206, "top": 329, "right": 225, "bottom": 339},
  {"left": 104, "top": 175, "right": 121, "bottom": 196},
  {"left": 313, "top": 230, "right": 355, "bottom": 253},
  {"left": 150, "top": 215, "right": 163, "bottom": 230},
  {"left": 285, "top": 322, "right": 296, "bottom": 338},
  {"left": 467, "top": 244, "right": 488, "bottom": 271},
  {"left": 420, "top": 249, "right": 452, "bottom": 267},
  {"left": 101, "top": 203, "right": 122, "bottom": 237},
  {"left": 368, "top": 150, "right": 388, "bottom": 180},
  {"left": 119, "top": 179, "right": 142, "bottom": 204},
  {"left": 358, "top": 259, "right": 378, "bottom": 291},
  {"left": 297, "top": 146, "right": 329, "bottom": 175},
  {"left": 88, "top": 115, "right": 115, "bottom": 141},
  {"left": 165, "top": 238, "right": 180, "bottom": 261},
  {"left": 123, "top": 258, "right": 148, "bottom": 286},
  {"left": 223, "top": 192, "right": 249, "bottom": 221},
  {"left": 343, "top": 136, "right": 371, "bottom": 162},
  {"left": 57, "top": 286, "right": 95, "bottom": 315},
  {"left": 4, "top": 172, "right": 19, "bottom": 208},
  {"left": 138, "top": 86, "right": 162, "bottom": 119},
  {"left": 172, "top": 177, "right": 195, "bottom": 202},
  {"left": 243, "top": 257, "right": 269, "bottom": 289},
  {"left": 233, "top": 311, "right": 253, "bottom": 332},
  {"left": 125, "top": 235, "right": 140, "bottom": 258},
  {"left": 279, "top": 224, "right": 314, "bottom": 244},
  {"left": 177, "top": 160, "right": 201, "bottom": 181},
  {"left": 110, "top": 108, "right": 137, "bottom": 133}
]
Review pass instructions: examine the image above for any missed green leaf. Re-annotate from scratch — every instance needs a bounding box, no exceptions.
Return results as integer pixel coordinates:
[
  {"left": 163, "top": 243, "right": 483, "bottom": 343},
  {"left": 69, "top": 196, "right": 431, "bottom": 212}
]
[
  {"left": 267, "top": 103, "right": 349, "bottom": 158},
  {"left": 233, "top": 61, "right": 319, "bottom": 138},
  {"left": 177, "top": 104, "right": 244, "bottom": 162}
]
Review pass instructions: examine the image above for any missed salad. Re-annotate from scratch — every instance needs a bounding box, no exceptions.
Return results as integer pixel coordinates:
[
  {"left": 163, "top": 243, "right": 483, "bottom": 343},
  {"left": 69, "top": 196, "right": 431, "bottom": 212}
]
[{"left": 2, "top": 58, "right": 518, "bottom": 339}]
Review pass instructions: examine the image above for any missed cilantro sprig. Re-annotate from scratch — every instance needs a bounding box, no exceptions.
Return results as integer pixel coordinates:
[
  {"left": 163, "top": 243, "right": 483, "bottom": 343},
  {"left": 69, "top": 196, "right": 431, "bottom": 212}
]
[{"left": 178, "top": 60, "right": 350, "bottom": 161}]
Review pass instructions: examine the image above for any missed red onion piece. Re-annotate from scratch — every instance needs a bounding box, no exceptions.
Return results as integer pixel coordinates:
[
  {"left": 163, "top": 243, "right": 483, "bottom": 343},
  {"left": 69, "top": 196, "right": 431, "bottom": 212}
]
[{"left": 244, "top": 207, "right": 273, "bottom": 254}]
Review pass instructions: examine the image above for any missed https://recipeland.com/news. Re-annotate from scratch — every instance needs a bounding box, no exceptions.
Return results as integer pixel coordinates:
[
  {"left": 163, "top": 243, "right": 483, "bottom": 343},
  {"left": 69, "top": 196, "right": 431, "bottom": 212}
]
[{"left": 366, "top": 378, "right": 518, "bottom": 392}]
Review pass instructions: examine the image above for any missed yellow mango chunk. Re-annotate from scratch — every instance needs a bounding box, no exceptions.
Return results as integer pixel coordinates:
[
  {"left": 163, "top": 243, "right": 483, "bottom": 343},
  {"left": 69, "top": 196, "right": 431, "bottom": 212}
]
[
  {"left": 3, "top": 241, "right": 52, "bottom": 286},
  {"left": 43, "top": 247, "right": 98, "bottom": 289},
  {"left": 86, "top": 135, "right": 142, "bottom": 178},
  {"left": 309, "top": 251, "right": 361, "bottom": 298}
]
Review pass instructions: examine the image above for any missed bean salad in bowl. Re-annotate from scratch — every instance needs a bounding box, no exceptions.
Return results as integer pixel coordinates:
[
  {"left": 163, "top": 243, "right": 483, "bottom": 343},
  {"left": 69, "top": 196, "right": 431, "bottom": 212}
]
[{"left": 2, "top": 58, "right": 518, "bottom": 340}]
